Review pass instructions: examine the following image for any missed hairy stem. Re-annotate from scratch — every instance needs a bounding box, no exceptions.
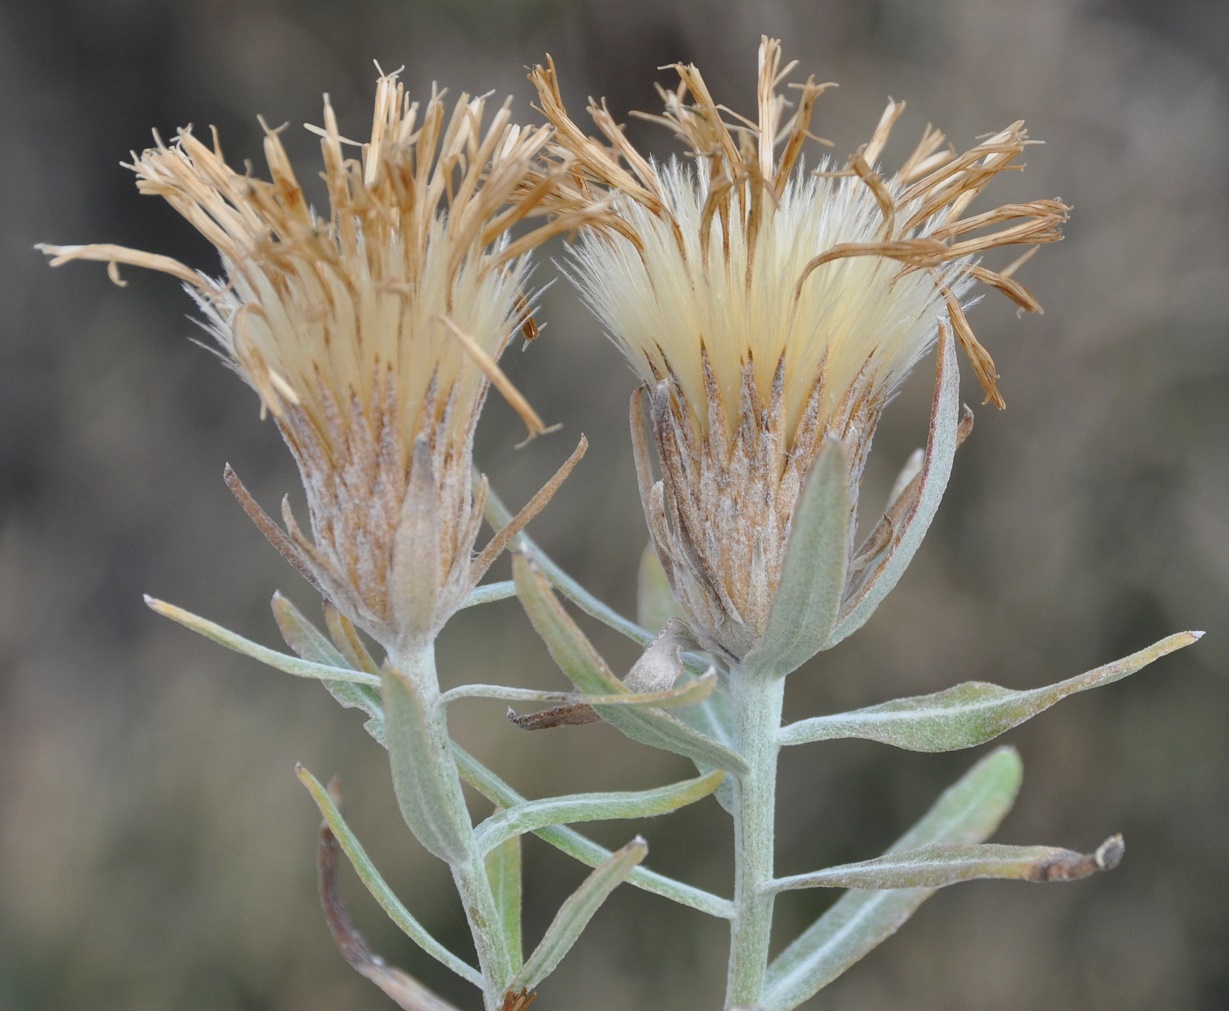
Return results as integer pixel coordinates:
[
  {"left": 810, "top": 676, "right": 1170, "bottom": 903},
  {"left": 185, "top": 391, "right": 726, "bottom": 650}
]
[{"left": 725, "top": 668, "right": 786, "bottom": 1007}]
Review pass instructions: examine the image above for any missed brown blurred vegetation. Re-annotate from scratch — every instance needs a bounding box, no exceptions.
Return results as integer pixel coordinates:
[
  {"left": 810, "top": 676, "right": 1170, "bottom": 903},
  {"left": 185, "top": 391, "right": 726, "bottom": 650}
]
[{"left": 2, "top": 0, "right": 1227, "bottom": 1008}]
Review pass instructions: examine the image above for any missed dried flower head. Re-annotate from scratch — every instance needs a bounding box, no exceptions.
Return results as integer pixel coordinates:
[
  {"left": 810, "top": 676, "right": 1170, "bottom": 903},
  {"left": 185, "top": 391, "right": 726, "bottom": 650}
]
[
  {"left": 532, "top": 39, "right": 1068, "bottom": 665},
  {"left": 43, "top": 71, "right": 593, "bottom": 652}
]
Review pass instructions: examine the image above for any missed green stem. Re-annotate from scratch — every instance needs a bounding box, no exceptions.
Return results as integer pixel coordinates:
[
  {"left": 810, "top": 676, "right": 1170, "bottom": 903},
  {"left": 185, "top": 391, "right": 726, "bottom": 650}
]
[
  {"left": 390, "top": 644, "right": 514, "bottom": 1011},
  {"left": 725, "top": 667, "right": 786, "bottom": 1008}
]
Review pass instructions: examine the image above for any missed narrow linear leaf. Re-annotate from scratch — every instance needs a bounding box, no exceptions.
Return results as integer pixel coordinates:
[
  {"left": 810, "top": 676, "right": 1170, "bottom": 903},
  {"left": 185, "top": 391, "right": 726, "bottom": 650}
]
[
  {"left": 324, "top": 603, "right": 382, "bottom": 676},
  {"left": 474, "top": 771, "right": 725, "bottom": 855},
  {"left": 492, "top": 490, "right": 715, "bottom": 694},
  {"left": 272, "top": 594, "right": 386, "bottom": 744},
  {"left": 768, "top": 836, "right": 1125, "bottom": 893},
  {"left": 298, "top": 765, "right": 482, "bottom": 987},
  {"left": 485, "top": 813, "right": 524, "bottom": 973},
  {"left": 629, "top": 569, "right": 732, "bottom": 815},
  {"left": 275, "top": 597, "right": 385, "bottom": 737},
  {"left": 442, "top": 671, "right": 716, "bottom": 709},
  {"left": 462, "top": 580, "right": 518, "bottom": 609},
  {"left": 743, "top": 438, "right": 852, "bottom": 678},
  {"left": 826, "top": 324, "right": 961, "bottom": 648},
  {"left": 453, "top": 745, "right": 733, "bottom": 919},
  {"left": 316, "top": 810, "right": 465, "bottom": 1011},
  {"left": 510, "top": 554, "right": 631, "bottom": 698},
  {"left": 663, "top": 665, "right": 737, "bottom": 815},
  {"left": 780, "top": 632, "right": 1202, "bottom": 751},
  {"left": 511, "top": 837, "right": 648, "bottom": 993},
  {"left": 146, "top": 596, "right": 381, "bottom": 686},
  {"left": 635, "top": 550, "right": 736, "bottom": 809},
  {"left": 512, "top": 556, "right": 748, "bottom": 776},
  {"left": 273, "top": 593, "right": 350, "bottom": 668},
  {"left": 382, "top": 664, "right": 471, "bottom": 863},
  {"left": 669, "top": 715, "right": 738, "bottom": 817},
  {"left": 487, "top": 482, "right": 652, "bottom": 647},
  {"left": 762, "top": 746, "right": 1022, "bottom": 1010}
]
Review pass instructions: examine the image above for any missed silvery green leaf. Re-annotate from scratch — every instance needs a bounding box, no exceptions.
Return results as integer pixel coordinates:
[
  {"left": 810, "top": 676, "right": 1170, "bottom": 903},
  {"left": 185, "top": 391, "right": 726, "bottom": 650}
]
[
  {"left": 512, "top": 555, "right": 748, "bottom": 776},
  {"left": 272, "top": 594, "right": 386, "bottom": 744},
  {"left": 667, "top": 673, "right": 737, "bottom": 815},
  {"left": 485, "top": 813, "right": 524, "bottom": 973},
  {"left": 743, "top": 438, "right": 852, "bottom": 678},
  {"left": 272, "top": 594, "right": 350, "bottom": 668},
  {"left": 657, "top": 666, "right": 737, "bottom": 816},
  {"left": 779, "top": 632, "right": 1202, "bottom": 751},
  {"left": 453, "top": 745, "right": 733, "bottom": 920},
  {"left": 298, "top": 765, "right": 482, "bottom": 987},
  {"left": 487, "top": 483, "right": 650, "bottom": 647},
  {"left": 826, "top": 324, "right": 961, "bottom": 648},
  {"left": 382, "top": 662, "right": 471, "bottom": 864},
  {"left": 146, "top": 596, "right": 380, "bottom": 687},
  {"left": 323, "top": 602, "right": 382, "bottom": 675},
  {"left": 442, "top": 671, "right": 717, "bottom": 709},
  {"left": 637, "top": 546, "right": 739, "bottom": 811},
  {"left": 491, "top": 491, "right": 717, "bottom": 694},
  {"left": 762, "top": 746, "right": 1022, "bottom": 1010},
  {"left": 511, "top": 837, "right": 648, "bottom": 993},
  {"left": 461, "top": 580, "right": 517, "bottom": 609},
  {"left": 680, "top": 676, "right": 735, "bottom": 753},
  {"left": 315, "top": 810, "right": 466, "bottom": 1011},
  {"left": 768, "top": 836, "right": 1124, "bottom": 892},
  {"left": 473, "top": 771, "right": 725, "bottom": 855}
]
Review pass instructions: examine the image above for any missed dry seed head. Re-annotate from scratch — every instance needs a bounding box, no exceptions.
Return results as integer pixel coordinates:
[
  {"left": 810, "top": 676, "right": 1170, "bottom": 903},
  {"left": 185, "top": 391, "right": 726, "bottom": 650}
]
[
  {"left": 533, "top": 39, "right": 1067, "bottom": 661},
  {"left": 42, "top": 71, "right": 595, "bottom": 649}
]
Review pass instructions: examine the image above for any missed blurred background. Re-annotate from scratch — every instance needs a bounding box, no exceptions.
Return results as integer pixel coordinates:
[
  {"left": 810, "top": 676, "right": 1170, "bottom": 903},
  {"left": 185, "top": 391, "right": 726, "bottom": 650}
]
[{"left": 2, "top": 0, "right": 1227, "bottom": 1008}]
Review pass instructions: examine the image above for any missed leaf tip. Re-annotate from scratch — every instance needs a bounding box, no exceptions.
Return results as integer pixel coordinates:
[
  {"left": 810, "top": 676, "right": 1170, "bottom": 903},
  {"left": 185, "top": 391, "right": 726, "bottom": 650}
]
[
  {"left": 989, "top": 743, "right": 1022, "bottom": 766},
  {"left": 144, "top": 595, "right": 175, "bottom": 618},
  {"left": 984, "top": 744, "right": 1024, "bottom": 794},
  {"left": 1095, "top": 833, "right": 1124, "bottom": 872}
]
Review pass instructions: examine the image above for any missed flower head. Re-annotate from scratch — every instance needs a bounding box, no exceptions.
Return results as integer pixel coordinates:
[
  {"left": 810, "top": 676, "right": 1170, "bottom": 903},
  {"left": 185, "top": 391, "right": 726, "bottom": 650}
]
[
  {"left": 532, "top": 39, "right": 1067, "bottom": 666},
  {"left": 43, "top": 71, "right": 592, "bottom": 651}
]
